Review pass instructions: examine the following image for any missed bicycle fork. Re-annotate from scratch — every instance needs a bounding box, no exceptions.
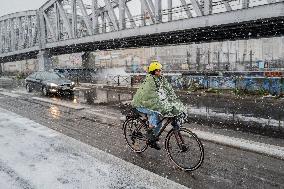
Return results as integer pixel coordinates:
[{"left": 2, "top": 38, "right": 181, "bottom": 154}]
[{"left": 173, "top": 129, "right": 188, "bottom": 152}]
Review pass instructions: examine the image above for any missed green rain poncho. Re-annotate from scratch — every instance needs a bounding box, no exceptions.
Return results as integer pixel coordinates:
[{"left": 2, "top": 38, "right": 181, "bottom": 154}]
[{"left": 132, "top": 74, "right": 187, "bottom": 117}]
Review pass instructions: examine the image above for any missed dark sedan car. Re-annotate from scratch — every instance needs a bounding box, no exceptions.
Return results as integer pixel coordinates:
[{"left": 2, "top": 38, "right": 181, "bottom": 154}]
[{"left": 25, "top": 71, "right": 75, "bottom": 96}]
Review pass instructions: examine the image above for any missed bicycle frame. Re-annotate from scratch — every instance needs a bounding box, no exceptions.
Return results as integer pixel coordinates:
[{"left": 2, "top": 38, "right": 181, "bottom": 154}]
[
  {"left": 154, "top": 117, "right": 176, "bottom": 138},
  {"left": 127, "top": 111, "right": 180, "bottom": 139}
]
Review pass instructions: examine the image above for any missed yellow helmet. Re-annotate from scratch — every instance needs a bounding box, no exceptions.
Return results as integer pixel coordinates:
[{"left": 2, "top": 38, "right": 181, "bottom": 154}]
[{"left": 148, "top": 60, "right": 162, "bottom": 72}]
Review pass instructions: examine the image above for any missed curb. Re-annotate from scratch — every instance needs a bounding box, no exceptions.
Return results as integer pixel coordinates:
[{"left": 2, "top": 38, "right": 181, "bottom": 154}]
[{"left": 192, "top": 129, "right": 284, "bottom": 160}]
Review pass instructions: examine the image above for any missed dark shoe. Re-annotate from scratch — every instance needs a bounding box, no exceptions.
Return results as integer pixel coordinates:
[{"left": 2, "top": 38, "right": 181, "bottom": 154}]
[
  {"left": 146, "top": 129, "right": 161, "bottom": 150},
  {"left": 146, "top": 129, "right": 156, "bottom": 142},
  {"left": 149, "top": 141, "right": 161, "bottom": 150}
]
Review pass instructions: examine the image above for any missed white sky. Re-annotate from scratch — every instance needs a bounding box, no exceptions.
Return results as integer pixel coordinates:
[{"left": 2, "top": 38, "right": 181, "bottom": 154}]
[
  {"left": 0, "top": 0, "right": 47, "bottom": 17},
  {"left": 0, "top": 0, "right": 183, "bottom": 17},
  {"left": 0, "top": 0, "right": 269, "bottom": 17}
]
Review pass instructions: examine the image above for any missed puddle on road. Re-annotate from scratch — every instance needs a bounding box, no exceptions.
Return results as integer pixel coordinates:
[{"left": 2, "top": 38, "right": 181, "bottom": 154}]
[
  {"left": 73, "top": 88, "right": 133, "bottom": 106},
  {"left": 49, "top": 105, "right": 61, "bottom": 119},
  {"left": 41, "top": 88, "right": 132, "bottom": 106}
]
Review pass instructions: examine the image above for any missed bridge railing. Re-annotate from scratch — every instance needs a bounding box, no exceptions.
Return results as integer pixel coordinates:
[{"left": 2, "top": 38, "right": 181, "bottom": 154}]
[{"left": 0, "top": 10, "right": 39, "bottom": 54}]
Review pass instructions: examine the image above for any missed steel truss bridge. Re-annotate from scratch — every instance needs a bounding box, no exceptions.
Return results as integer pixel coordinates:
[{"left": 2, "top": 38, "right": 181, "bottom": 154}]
[{"left": 0, "top": 0, "right": 283, "bottom": 70}]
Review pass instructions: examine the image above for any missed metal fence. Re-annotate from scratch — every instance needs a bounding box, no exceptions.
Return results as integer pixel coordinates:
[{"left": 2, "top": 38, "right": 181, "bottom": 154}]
[
  {"left": 106, "top": 74, "right": 284, "bottom": 95},
  {"left": 106, "top": 75, "right": 132, "bottom": 86}
]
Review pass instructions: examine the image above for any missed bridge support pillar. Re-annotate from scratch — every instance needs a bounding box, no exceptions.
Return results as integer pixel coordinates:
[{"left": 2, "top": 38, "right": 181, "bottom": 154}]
[
  {"left": 82, "top": 51, "right": 95, "bottom": 69},
  {"left": 82, "top": 51, "right": 96, "bottom": 69},
  {"left": 37, "top": 51, "right": 52, "bottom": 71},
  {"left": 0, "top": 63, "right": 2, "bottom": 75},
  {"left": 82, "top": 52, "right": 91, "bottom": 69}
]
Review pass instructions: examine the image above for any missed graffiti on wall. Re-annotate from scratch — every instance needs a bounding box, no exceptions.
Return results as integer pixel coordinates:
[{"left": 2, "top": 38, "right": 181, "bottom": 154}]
[
  {"left": 169, "top": 75, "right": 284, "bottom": 95},
  {"left": 209, "top": 77, "right": 236, "bottom": 89},
  {"left": 124, "top": 74, "right": 283, "bottom": 95}
]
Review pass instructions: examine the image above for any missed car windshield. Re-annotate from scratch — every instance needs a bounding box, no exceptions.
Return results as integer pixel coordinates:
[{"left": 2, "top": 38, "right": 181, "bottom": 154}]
[{"left": 43, "top": 72, "right": 65, "bottom": 80}]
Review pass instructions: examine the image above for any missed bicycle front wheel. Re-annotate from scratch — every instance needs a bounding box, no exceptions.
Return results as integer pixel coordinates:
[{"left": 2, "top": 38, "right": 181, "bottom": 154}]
[{"left": 165, "top": 128, "right": 204, "bottom": 171}]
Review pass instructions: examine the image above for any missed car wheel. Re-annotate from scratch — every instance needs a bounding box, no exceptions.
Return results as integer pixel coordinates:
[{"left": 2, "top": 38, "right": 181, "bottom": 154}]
[
  {"left": 42, "top": 86, "right": 49, "bottom": 96},
  {"left": 26, "top": 84, "right": 32, "bottom": 92}
]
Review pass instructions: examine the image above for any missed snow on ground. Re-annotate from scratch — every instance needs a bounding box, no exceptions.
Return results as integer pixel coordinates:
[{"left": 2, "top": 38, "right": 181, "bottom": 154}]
[{"left": 0, "top": 107, "right": 188, "bottom": 189}]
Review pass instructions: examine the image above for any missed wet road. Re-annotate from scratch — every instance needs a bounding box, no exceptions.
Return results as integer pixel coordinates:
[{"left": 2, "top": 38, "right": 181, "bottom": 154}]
[{"left": 0, "top": 87, "right": 283, "bottom": 188}]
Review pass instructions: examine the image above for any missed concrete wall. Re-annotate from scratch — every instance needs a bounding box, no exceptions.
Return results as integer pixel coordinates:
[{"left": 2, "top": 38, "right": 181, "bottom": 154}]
[{"left": 2, "top": 60, "right": 38, "bottom": 73}]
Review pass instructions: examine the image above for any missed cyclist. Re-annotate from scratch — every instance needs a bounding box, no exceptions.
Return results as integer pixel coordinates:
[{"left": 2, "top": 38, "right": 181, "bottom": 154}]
[{"left": 132, "top": 60, "right": 187, "bottom": 150}]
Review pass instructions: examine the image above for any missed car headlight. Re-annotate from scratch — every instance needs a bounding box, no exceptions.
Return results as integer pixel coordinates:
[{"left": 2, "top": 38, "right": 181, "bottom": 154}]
[{"left": 49, "top": 83, "right": 58, "bottom": 87}]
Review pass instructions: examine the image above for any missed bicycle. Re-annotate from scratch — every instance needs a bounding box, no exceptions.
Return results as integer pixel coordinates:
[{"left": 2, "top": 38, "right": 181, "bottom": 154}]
[{"left": 122, "top": 105, "right": 204, "bottom": 171}]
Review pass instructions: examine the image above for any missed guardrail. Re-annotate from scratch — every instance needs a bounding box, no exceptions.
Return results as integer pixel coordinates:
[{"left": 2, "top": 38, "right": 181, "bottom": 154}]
[{"left": 106, "top": 75, "right": 132, "bottom": 86}]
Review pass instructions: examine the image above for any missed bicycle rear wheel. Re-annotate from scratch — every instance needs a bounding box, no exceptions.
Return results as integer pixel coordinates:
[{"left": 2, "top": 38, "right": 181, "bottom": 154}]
[
  {"left": 123, "top": 118, "right": 148, "bottom": 153},
  {"left": 165, "top": 128, "right": 204, "bottom": 171}
]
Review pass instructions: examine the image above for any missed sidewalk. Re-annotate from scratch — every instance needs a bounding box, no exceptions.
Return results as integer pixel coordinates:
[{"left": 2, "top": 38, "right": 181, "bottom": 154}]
[{"left": 0, "top": 107, "right": 187, "bottom": 189}]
